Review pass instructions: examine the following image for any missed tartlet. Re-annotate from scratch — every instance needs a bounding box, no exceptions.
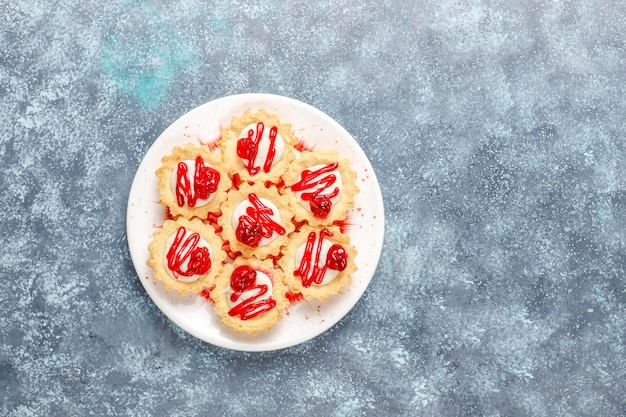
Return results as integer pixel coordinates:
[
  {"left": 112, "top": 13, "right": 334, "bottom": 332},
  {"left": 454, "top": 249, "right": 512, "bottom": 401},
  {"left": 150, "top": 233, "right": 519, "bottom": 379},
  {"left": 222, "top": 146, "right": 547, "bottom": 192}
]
[
  {"left": 147, "top": 217, "right": 225, "bottom": 295},
  {"left": 279, "top": 225, "right": 357, "bottom": 301},
  {"left": 219, "top": 109, "right": 296, "bottom": 184},
  {"left": 212, "top": 257, "right": 289, "bottom": 335},
  {"left": 283, "top": 149, "right": 358, "bottom": 226},
  {"left": 156, "top": 143, "right": 230, "bottom": 219},
  {"left": 218, "top": 182, "right": 295, "bottom": 259}
]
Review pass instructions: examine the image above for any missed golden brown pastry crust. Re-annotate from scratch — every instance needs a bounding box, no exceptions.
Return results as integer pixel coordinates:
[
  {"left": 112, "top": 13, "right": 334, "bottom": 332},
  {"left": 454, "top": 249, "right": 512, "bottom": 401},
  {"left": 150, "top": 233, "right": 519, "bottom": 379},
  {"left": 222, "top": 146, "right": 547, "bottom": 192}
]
[
  {"left": 282, "top": 149, "right": 358, "bottom": 226},
  {"left": 147, "top": 217, "right": 225, "bottom": 295},
  {"left": 219, "top": 109, "right": 296, "bottom": 183},
  {"left": 156, "top": 143, "right": 230, "bottom": 219},
  {"left": 218, "top": 182, "right": 295, "bottom": 259},
  {"left": 212, "top": 257, "right": 289, "bottom": 335},
  {"left": 278, "top": 225, "right": 357, "bottom": 301}
]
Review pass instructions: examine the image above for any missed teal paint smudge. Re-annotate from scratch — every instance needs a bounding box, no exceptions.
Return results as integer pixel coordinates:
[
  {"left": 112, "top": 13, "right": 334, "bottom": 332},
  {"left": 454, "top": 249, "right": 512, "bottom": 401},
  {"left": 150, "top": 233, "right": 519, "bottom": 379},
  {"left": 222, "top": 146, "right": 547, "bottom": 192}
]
[
  {"left": 101, "top": 31, "right": 196, "bottom": 110},
  {"left": 210, "top": 0, "right": 235, "bottom": 33}
]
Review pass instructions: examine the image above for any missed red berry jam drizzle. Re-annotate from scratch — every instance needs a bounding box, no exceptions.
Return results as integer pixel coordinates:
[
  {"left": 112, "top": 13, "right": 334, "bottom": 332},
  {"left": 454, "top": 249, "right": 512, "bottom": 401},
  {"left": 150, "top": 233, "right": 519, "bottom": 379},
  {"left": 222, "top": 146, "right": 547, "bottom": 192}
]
[
  {"left": 236, "top": 122, "right": 278, "bottom": 176},
  {"left": 166, "top": 227, "right": 212, "bottom": 279},
  {"left": 291, "top": 163, "right": 339, "bottom": 219},
  {"left": 235, "top": 193, "right": 286, "bottom": 247},
  {"left": 205, "top": 211, "right": 222, "bottom": 231},
  {"left": 294, "top": 137, "right": 314, "bottom": 152},
  {"left": 199, "top": 287, "right": 214, "bottom": 303},
  {"left": 265, "top": 177, "right": 285, "bottom": 191},
  {"left": 228, "top": 266, "right": 276, "bottom": 320},
  {"left": 333, "top": 218, "right": 353, "bottom": 234},
  {"left": 231, "top": 173, "right": 244, "bottom": 190},
  {"left": 223, "top": 241, "right": 242, "bottom": 261},
  {"left": 175, "top": 156, "right": 220, "bottom": 207},
  {"left": 295, "top": 229, "right": 348, "bottom": 288}
]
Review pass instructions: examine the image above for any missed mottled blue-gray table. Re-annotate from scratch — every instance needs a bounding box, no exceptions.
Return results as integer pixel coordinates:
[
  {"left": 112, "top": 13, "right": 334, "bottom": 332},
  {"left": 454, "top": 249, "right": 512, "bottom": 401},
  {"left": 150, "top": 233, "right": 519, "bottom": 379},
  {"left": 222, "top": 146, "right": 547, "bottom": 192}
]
[{"left": 1, "top": 1, "right": 625, "bottom": 416}]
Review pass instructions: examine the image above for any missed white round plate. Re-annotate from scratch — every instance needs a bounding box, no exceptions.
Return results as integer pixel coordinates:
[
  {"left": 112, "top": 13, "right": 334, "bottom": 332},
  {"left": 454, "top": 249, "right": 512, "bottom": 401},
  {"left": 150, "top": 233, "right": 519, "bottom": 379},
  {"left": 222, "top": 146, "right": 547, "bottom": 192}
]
[{"left": 126, "top": 93, "right": 384, "bottom": 351}]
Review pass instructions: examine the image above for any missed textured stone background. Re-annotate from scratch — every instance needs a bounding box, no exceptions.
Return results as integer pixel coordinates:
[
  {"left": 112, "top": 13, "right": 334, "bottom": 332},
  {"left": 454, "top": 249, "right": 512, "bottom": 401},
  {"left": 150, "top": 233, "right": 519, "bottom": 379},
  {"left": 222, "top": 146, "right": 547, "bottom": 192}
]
[{"left": 1, "top": 0, "right": 626, "bottom": 416}]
